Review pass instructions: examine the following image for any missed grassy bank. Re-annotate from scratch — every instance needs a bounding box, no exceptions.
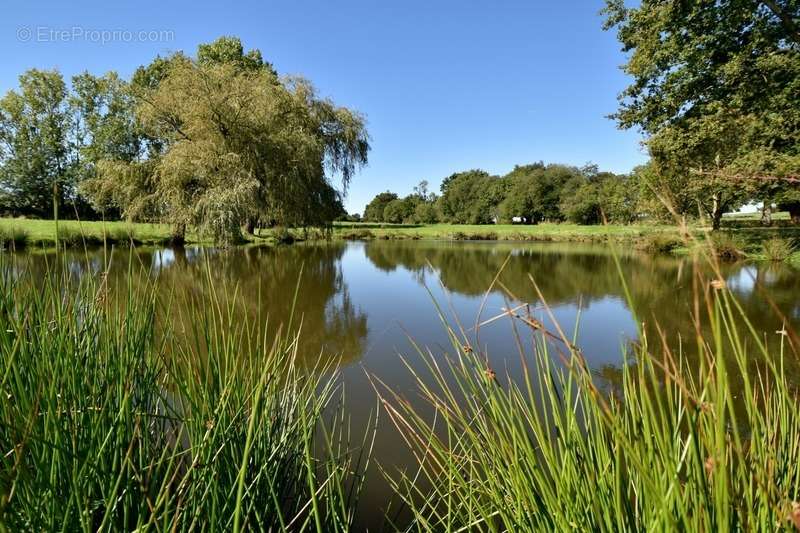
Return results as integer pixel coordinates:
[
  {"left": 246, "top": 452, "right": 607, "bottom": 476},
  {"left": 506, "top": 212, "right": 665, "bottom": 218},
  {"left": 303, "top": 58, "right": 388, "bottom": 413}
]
[
  {"left": 0, "top": 218, "right": 283, "bottom": 249},
  {"left": 333, "top": 221, "right": 674, "bottom": 242},
  {"left": 3, "top": 217, "right": 800, "bottom": 265},
  {"left": 0, "top": 218, "right": 180, "bottom": 248},
  {"left": 0, "top": 257, "right": 368, "bottom": 531},
  {"left": 378, "top": 253, "right": 800, "bottom": 531}
]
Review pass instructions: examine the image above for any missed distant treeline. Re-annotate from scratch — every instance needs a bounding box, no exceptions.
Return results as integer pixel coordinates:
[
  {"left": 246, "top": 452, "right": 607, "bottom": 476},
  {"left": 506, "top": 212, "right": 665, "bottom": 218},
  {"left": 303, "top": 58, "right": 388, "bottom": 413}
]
[
  {"left": 362, "top": 157, "right": 800, "bottom": 227},
  {"left": 362, "top": 163, "right": 651, "bottom": 225}
]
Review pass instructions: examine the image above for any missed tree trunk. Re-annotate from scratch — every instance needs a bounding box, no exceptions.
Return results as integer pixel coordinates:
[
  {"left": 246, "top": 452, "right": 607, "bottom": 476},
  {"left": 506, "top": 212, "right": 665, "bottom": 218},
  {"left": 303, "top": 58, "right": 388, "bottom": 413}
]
[
  {"left": 245, "top": 218, "right": 256, "bottom": 235},
  {"left": 710, "top": 194, "right": 723, "bottom": 230},
  {"left": 171, "top": 223, "right": 186, "bottom": 246},
  {"left": 760, "top": 199, "right": 772, "bottom": 226}
]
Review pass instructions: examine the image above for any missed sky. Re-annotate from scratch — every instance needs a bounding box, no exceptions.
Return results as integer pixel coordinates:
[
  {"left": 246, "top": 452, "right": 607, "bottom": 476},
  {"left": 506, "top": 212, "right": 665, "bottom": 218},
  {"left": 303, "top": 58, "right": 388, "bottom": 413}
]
[{"left": 0, "top": 0, "right": 648, "bottom": 214}]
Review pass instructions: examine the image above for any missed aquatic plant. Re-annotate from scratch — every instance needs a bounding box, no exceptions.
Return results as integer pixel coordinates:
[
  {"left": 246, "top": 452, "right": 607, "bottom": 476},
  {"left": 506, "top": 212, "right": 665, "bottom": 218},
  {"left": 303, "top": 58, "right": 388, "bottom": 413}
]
[
  {"left": 379, "top": 250, "right": 800, "bottom": 531},
  {"left": 0, "top": 255, "right": 371, "bottom": 532}
]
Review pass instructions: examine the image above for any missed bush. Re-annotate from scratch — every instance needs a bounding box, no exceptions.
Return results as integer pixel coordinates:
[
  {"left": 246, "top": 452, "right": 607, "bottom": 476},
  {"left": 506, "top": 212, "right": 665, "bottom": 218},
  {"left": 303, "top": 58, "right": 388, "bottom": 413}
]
[
  {"left": 761, "top": 237, "right": 795, "bottom": 262},
  {"left": 56, "top": 227, "right": 103, "bottom": 247},
  {"left": 108, "top": 226, "right": 141, "bottom": 246},
  {"left": 272, "top": 226, "right": 295, "bottom": 245},
  {"left": 0, "top": 227, "right": 29, "bottom": 250},
  {"left": 414, "top": 203, "right": 439, "bottom": 224},
  {"left": 450, "top": 231, "right": 498, "bottom": 241},
  {"left": 339, "top": 229, "right": 374, "bottom": 240},
  {"left": 636, "top": 233, "right": 682, "bottom": 254},
  {"left": 709, "top": 232, "right": 745, "bottom": 261}
]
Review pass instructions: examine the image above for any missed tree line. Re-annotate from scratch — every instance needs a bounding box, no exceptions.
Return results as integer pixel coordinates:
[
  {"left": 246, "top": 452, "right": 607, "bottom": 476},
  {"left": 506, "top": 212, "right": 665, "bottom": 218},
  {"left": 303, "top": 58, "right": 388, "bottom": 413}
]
[
  {"left": 2, "top": 1, "right": 798, "bottom": 238},
  {"left": 0, "top": 36, "right": 369, "bottom": 243},
  {"left": 363, "top": 0, "right": 799, "bottom": 229},
  {"left": 362, "top": 163, "right": 641, "bottom": 225}
]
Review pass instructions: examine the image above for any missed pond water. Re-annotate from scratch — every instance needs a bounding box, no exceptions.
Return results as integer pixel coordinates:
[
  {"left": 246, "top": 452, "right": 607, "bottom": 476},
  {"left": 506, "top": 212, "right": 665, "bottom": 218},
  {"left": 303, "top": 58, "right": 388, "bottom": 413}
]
[{"left": 12, "top": 240, "right": 800, "bottom": 529}]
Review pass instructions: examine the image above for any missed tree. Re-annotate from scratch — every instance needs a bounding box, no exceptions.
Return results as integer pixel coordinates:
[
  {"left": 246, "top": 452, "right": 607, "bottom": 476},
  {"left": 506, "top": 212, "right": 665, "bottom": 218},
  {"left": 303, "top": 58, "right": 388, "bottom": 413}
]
[
  {"left": 439, "top": 170, "right": 504, "bottom": 224},
  {"left": 559, "top": 171, "right": 639, "bottom": 225},
  {"left": 414, "top": 202, "right": 439, "bottom": 224},
  {"left": 382, "top": 198, "right": 414, "bottom": 223},
  {"left": 0, "top": 69, "right": 72, "bottom": 218},
  {"left": 413, "top": 180, "right": 432, "bottom": 201},
  {"left": 363, "top": 192, "right": 397, "bottom": 222},
  {"left": 499, "top": 163, "right": 574, "bottom": 223},
  {"left": 604, "top": 0, "right": 800, "bottom": 228},
  {"left": 83, "top": 37, "right": 369, "bottom": 243},
  {"left": 70, "top": 71, "right": 141, "bottom": 218}
]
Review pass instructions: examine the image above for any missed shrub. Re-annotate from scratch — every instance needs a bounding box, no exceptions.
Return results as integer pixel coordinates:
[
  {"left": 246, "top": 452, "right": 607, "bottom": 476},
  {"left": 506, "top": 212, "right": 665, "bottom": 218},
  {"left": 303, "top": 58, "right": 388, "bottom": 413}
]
[
  {"left": 0, "top": 227, "right": 29, "bottom": 250},
  {"left": 56, "top": 227, "right": 103, "bottom": 247},
  {"left": 108, "top": 226, "right": 141, "bottom": 246},
  {"left": 339, "top": 229, "right": 375, "bottom": 240},
  {"left": 761, "top": 237, "right": 795, "bottom": 262},
  {"left": 636, "top": 233, "right": 682, "bottom": 254},
  {"left": 272, "top": 226, "right": 295, "bottom": 244},
  {"left": 709, "top": 232, "right": 745, "bottom": 261}
]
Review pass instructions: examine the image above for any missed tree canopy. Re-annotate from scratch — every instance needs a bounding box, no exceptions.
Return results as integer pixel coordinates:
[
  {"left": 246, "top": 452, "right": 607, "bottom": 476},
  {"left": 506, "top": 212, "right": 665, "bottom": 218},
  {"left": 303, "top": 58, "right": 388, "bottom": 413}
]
[
  {"left": 0, "top": 36, "right": 369, "bottom": 243},
  {"left": 604, "top": 0, "right": 800, "bottom": 226},
  {"left": 364, "top": 164, "right": 638, "bottom": 225}
]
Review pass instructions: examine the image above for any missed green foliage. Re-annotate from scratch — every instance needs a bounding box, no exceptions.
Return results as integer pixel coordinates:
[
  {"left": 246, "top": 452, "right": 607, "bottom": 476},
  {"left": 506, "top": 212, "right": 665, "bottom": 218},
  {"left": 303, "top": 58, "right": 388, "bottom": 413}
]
[
  {"left": 636, "top": 232, "right": 682, "bottom": 254},
  {"left": 363, "top": 191, "right": 397, "bottom": 222},
  {"left": 709, "top": 232, "right": 746, "bottom": 261},
  {"left": 0, "top": 36, "right": 370, "bottom": 244},
  {"left": 382, "top": 198, "right": 408, "bottom": 223},
  {"left": 0, "top": 70, "right": 72, "bottom": 218},
  {"left": 0, "top": 226, "right": 29, "bottom": 250},
  {"left": 0, "top": 260, "right": 369, "bottom": 531},
  {"left": 499, "top": 163, "right": 573, "bottom": 223},
  {"left": 762, "top": 236, "right": 796, "bottom": 261},
  {"left": 439, "top": 170, "right": 505, "bottom": 224},
  {"left": 604, "top": 0, "right": 800, "bottom": 228},
  {"left": 560, "top": 170, "right": 640, "bottom": 224},
  {"left": 380, "top": 257, "right": 800, "bottom": 531},
  {"left": 413, "top": 202, "right": 439, "bottom": 224}
]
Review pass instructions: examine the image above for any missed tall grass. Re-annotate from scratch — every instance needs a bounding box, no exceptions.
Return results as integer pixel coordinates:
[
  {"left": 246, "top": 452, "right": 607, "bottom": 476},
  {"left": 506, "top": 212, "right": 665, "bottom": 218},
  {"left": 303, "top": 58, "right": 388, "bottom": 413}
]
[
  {"left": 378, "top": 254, "right": 800, "bottom": 531},
  {"left": 0, "top": 227, "right": 29, "bottom": 251},
  {"left": 0, "top": 255, "right": 370, "bottom": 532},
  {"left": 762, "top": 237, "right": 796, "bottom": 262}
]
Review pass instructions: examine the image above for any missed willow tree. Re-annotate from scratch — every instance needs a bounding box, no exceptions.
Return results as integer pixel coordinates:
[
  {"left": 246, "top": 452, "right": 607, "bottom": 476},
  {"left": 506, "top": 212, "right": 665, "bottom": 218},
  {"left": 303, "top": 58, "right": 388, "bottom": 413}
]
[
  {"left": 604, "top": 0, "right": 800, "bottom": 228},
  {"left": 85, "top": 37, "right": 369, "bottom": 243}
]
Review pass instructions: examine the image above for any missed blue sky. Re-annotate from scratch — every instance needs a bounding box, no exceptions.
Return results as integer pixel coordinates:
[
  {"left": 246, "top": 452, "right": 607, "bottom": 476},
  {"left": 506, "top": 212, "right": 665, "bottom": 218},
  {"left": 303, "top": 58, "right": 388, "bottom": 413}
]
[{"left": 1, "top": 0, "right": 647, "bottom": 214}]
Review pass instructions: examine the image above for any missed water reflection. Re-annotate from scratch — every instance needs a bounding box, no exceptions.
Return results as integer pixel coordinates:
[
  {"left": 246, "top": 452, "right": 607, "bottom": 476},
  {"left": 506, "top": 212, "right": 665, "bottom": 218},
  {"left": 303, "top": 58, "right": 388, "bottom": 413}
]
[
  {"left": 16, "top": 244, "right": 369, "bottom": 368},
  {"left": 363, "top": 240, "right": 800, "bottom": 354},
  {"left": 8, "top": 240, "right": 800, "bottom": 530}
]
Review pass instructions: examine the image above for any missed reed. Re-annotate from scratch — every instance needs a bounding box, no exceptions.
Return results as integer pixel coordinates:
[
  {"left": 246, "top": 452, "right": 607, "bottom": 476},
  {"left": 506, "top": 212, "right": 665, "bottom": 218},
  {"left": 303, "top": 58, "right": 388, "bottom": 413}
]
[
  {"left": 762, "top": 237, "right": 796, "bottom": 262},
  {"left": 378, "top": 250, "right": 800, "bottom": 531},
  {"left": 0, "top": 254, "right": 370, "bottom": 532}
]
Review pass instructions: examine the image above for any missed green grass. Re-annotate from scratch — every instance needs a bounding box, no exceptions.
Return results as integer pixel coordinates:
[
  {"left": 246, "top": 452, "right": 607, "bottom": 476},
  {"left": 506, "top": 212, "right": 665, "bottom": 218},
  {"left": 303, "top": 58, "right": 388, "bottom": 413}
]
[
  {"left": 0, "top": 218, "right": 177, "bottom": 247},
  {"left": 0, "top": 218, "right": 284, "bottom": 248},
  {"left": 0, "top": 255, "right": 371, "bottom": 531},
  {"left": 333, "top": 221, "right": 676, "bottom": 242},
  {"left": 377, "top": 248, "right": 800, "bottom": 531}
]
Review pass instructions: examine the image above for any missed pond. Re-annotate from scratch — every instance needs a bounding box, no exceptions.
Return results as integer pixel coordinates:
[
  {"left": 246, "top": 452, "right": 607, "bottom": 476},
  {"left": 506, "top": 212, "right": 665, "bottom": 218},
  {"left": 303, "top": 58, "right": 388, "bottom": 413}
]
[{"left": 12, "top": 240, "right": 800, "bottom": 529}]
